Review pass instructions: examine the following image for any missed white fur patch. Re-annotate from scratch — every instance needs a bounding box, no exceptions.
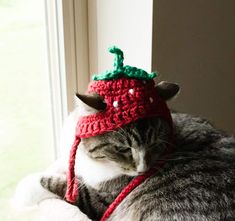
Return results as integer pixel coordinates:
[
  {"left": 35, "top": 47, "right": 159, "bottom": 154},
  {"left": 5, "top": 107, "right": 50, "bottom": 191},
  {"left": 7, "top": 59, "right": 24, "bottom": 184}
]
[
  {"left": 75, "top": 146, "right": 123, "bottom": 188},
  {"left": 58, "top": 98, "right": 99, "bottom": 158},
  {"left": 136, "top": 150, "right": 147, "bottom": 173}
]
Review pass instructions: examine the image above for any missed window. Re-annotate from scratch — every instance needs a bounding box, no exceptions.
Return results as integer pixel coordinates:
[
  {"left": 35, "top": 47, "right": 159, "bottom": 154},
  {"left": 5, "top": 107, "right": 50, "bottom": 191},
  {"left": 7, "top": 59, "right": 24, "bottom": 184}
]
[
  {"left": 0, "top": 0, "right": 90, "bottom": 219},
  {"left": 0, "top": 0, "right": 154, "bottom": 220},
  {"left": 0, "top": 0, "right": 65, "bottom": 220}
]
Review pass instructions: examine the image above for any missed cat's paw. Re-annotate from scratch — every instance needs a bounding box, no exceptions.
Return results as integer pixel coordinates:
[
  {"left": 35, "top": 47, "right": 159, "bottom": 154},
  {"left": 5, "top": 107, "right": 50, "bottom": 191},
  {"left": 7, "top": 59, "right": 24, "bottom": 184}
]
[{"left": 12, "top": 173, "right": 59, "bottom": 210}]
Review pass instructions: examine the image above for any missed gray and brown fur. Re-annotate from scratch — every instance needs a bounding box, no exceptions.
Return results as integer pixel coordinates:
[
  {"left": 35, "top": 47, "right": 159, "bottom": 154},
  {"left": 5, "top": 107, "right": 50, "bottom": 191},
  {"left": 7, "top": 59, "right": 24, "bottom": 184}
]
[
  {"left": 41, "top": 113, "right": 235, "bottom": 220},
  {"left": 40, "top": 82, "right": 235, "bottom": 220}
]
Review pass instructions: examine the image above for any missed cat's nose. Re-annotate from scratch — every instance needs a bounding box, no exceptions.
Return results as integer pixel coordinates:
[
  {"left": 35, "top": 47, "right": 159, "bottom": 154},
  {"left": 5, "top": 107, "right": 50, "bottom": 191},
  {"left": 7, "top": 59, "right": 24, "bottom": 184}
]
[
  {"left": 137, "top": 162, "right": 148, "bottom": 174},
  {"left": 136, "top": 150, "right": 148, "bottom": 174}
]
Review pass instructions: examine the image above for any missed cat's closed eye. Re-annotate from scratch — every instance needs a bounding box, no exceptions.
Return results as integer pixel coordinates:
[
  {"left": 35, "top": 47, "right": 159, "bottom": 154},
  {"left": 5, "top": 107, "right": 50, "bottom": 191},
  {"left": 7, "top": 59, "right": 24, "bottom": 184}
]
[
  {"left": 94, "top": 156, "right": 105, "bottom": 160},
  {"left": 113, "top": 145, "right": 131, "bottom": 154},
  {"left": 118, "top": 148, "right": 131, "bottom": 154}
]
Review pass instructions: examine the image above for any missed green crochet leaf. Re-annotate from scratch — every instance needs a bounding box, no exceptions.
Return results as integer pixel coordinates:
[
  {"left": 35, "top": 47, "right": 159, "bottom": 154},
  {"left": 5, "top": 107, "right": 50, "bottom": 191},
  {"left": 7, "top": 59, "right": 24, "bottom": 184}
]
[{"left": 92, "top": 46, "right": 157, "bottom": 81}]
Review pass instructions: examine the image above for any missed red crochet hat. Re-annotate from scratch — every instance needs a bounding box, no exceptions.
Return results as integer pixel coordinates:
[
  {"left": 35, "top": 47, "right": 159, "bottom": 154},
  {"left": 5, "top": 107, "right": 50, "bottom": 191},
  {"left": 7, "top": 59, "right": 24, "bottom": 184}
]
[{"left": 66, "top": 46, "right": 173, "bottom": 203}]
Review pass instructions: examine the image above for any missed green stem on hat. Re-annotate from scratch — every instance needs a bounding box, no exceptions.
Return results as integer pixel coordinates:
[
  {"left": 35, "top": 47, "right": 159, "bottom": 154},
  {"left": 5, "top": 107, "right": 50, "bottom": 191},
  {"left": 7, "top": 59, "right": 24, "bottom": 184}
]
[
  {"left": 109, "top": 46, "right": 124, "bottom": 70},
  {"left": 92, "top": 46, "right": 158, "bottom": 81}
]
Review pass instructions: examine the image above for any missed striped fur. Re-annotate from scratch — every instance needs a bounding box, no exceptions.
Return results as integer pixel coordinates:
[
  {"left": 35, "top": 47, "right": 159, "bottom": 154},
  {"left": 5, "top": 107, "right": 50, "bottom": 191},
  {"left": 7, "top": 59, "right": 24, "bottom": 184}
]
[{"left": 40, "top": 113, "right": 235, "bottom": 220}]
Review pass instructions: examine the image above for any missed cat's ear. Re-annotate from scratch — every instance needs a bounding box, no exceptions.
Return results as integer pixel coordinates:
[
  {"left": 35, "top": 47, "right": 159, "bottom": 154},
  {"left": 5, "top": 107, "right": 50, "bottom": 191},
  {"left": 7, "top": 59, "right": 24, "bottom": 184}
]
[
  {"left": 155, "top": 81, "right": 180, "bottom": 101},
  {"left": 74, "top": 93, "right": 106, "bottom": 116}
]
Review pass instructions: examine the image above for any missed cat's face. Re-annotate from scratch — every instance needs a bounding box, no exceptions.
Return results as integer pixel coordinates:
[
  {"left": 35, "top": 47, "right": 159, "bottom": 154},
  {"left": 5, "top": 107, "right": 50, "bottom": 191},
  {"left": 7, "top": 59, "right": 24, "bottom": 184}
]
[
  {"left": 81, "top": 117, "right": 171, "bottom": 176},
  {"left": 74, "top": 81, "right": 178, "bottom": 186}
]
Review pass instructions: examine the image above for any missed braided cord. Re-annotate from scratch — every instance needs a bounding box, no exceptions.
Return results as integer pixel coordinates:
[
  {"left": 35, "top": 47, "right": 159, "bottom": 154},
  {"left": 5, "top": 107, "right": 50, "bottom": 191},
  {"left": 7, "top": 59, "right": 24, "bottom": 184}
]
[
  {"left": 100, "top": 157, "right": 169, "bottom": 221},
  {"left": 66, "top": 136, "right": 81, "bottom": 203}
]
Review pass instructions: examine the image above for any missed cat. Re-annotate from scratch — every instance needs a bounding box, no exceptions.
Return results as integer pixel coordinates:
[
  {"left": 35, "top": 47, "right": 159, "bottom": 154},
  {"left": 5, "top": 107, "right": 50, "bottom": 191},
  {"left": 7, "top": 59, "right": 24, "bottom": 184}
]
[{"left": 14, "top": 81, "right": 235, "bottom": 221}]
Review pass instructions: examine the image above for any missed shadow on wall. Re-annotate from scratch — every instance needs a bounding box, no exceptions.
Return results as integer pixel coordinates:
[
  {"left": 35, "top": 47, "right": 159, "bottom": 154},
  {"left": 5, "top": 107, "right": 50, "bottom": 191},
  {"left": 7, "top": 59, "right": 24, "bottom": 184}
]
[{"left": 152, "top": 0, "right": 235, "bottom": 135}]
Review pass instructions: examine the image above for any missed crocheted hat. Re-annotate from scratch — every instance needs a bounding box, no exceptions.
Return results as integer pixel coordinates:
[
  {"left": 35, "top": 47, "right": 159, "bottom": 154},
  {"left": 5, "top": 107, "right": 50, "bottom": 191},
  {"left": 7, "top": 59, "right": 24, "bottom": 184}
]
[{"left": 66, "top": 46, "right": 174, "bottom": 203}]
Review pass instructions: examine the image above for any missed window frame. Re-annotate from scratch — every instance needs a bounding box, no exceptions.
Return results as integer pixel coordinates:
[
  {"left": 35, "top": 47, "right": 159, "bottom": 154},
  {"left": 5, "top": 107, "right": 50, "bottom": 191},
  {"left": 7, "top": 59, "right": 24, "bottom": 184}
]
[
  {"left": 45, "top": 0, "right": 90, "bottom": 158},
  {"left": 45, "top": 0, "right": 155, "bottom": 157}
]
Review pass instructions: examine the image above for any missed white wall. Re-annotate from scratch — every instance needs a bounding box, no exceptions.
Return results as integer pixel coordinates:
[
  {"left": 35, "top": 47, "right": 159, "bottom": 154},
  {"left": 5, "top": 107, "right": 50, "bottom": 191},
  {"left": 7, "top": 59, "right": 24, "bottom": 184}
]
[{"left": 88, "top": 0, "right": 153, "bottom": 78}]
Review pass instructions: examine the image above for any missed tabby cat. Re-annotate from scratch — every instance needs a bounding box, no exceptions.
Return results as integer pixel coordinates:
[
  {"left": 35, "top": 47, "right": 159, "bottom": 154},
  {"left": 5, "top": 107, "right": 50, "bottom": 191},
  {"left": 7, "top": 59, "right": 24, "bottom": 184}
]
[{"left": 14, "top": 82, "right": 235, "bottom": 221}]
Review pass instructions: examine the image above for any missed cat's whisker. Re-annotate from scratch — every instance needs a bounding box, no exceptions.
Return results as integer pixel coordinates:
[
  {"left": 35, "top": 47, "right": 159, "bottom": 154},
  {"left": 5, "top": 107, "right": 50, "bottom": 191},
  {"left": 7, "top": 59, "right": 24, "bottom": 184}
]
[{"left": 152, "top": 156, "right": 200, "bottom": 163}]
